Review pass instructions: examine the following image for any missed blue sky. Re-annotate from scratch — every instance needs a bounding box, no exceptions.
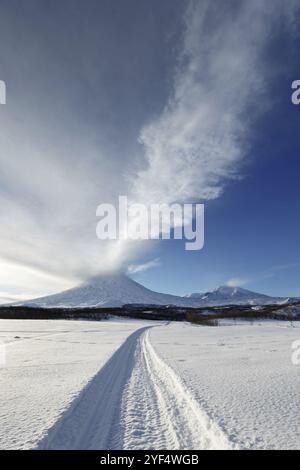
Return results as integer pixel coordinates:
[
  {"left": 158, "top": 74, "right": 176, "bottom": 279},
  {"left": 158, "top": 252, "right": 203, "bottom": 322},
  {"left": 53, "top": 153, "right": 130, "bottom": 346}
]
[
  {"left": 135, "top": 69, "right": 300, "bottom": 297},
  {"left": 0, "top": 0, "right": 300, "bottom": 301}
]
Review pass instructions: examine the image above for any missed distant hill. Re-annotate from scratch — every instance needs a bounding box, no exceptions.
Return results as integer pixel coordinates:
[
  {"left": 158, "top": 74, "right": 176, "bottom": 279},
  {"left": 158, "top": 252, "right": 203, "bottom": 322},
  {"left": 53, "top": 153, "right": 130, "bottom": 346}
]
[{"left": 21, "top": 272, "right": 292, "bottom": 308}]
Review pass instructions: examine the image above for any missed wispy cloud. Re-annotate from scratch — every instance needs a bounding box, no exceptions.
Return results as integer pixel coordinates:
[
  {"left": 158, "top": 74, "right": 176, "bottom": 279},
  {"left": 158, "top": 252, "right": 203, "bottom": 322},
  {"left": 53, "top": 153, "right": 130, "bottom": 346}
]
[
  {"left": 226, "top": 277, "right": 249, "bottom": 288},
  {"left": 0, "top": 291, "right": 38, "bottom": 305},
  {"left": 0, "top": 1, "right": 299, "bottom": 297},
  {"left": 131, "top": 0, "right": 300, "bottom": 205},
  {"left": 127, "top": 258, "right": 161, "bottom": 274},
  {"left": 255, "top": 262, "right": 300, "bottom": 282},
  {"left": 226, "top": 262, "right": 300, "bottom": 289}
]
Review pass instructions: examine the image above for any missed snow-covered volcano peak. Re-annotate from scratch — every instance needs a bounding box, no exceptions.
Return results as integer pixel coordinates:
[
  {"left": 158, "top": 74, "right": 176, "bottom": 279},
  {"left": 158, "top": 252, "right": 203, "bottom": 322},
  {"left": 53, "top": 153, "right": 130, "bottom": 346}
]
[
  {"left": 24, "top": 271, "right": 187, "bottom": 308},
  {"left": 22, "top": 272, "right": 291, "bottom": 309},
  {"left": 212, "top": 285, "right": 248, "bottom": 296},
  {"left": 82, "top": 271, "right": 130, "bottom": 288},
  {"left": 191, "top": 284, "right": 284, "bottom": 306}
]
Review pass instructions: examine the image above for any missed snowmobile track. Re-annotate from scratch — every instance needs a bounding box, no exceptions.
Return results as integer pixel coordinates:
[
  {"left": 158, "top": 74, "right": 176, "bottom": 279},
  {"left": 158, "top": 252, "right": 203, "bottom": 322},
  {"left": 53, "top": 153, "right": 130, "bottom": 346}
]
[{"left": 37, "top": 325, "right": 232, "bottom": 450}]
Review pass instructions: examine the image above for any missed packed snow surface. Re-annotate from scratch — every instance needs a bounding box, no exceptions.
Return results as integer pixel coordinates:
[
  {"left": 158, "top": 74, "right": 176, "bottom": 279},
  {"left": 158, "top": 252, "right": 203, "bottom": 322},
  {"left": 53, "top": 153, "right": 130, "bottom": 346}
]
[
  {"left": 150, "top": 321, "right": 300, "bottom": 450},
  {"left": 0, "top": 318, "right": 155, "bottom": 449},
  {"left": 0, "top": 319, "right": 299, "bottom": 449}
]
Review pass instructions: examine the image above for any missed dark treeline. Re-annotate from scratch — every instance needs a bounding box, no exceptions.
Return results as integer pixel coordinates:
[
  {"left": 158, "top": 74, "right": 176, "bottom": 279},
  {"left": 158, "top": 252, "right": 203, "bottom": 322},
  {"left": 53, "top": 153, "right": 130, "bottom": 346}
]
[{"left": 0, "top": 301, "right": 299, "bottom": 323}]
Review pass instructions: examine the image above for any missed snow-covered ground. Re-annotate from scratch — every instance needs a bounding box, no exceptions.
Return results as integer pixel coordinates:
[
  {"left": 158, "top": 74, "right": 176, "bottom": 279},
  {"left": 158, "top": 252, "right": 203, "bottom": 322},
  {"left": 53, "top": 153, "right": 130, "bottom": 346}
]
[
  {"left": 150, "top": 321, "right": 300, "bottom": 450},
  {"left": 0, "top": 318, "right": 155, "bottom": 449},
  {"left": 0, "top": 319, "right": 299, "bottom": 450}
]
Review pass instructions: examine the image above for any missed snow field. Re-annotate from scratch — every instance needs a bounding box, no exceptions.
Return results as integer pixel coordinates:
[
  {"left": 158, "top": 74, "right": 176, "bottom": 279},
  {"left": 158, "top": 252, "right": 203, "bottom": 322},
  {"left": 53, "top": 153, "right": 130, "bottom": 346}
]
[
  {"left": 1, "top": 319, "right": 299, "bottom": 450},
  {"left": 150, "top": 321, "right": 300, "bottom": 449},
  {"left": 0, "top": 319, "right": 154, "bottom": 449}
]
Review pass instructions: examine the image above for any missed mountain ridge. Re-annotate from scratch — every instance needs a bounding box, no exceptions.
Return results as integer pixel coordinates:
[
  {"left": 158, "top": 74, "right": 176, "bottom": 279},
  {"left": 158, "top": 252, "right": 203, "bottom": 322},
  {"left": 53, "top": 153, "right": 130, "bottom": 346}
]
[{"left": 22, "top": 272, "right": 292, "bottom": 308}]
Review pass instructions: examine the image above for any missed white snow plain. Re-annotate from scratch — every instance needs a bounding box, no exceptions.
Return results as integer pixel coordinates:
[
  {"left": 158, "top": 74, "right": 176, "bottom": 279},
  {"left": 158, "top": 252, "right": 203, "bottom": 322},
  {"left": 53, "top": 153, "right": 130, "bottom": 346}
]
[
  {"left": 0, "top": 319, "right": 299, "bottom": 450},
  {"left": 150, "top": 321, "right": 300, "bottom": 450},
  {"left": 0, "top": 318, "right": 155, "bottom": 449}
]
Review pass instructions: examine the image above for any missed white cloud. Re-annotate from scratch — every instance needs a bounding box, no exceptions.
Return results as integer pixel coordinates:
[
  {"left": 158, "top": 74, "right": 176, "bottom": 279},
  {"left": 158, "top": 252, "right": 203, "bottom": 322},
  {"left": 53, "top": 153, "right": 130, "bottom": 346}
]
[
  {"left": 127, "top": 257, "right": 161, "bottom": 274},
  {"left": 0, "top": 291, "right": 38, "bottom": 305},
  {"left": 226, "top": 277, "right": 249, "bottom": 288},
  {"left": 0, "top": 0, "right": 299, "bottom": 297},
  {"left": 131, "top": 0, "right": 300, "bottom": 206},
  {"left": 226, "top": 262, "right": 300, "bottom": 289}
]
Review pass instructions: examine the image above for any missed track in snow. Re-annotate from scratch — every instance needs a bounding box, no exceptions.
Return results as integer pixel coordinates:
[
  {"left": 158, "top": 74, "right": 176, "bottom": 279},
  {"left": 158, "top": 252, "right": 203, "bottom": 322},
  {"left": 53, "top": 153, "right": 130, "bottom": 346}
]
[{"left": 37, "top": 325, "right": 232, "bottom": 450}]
